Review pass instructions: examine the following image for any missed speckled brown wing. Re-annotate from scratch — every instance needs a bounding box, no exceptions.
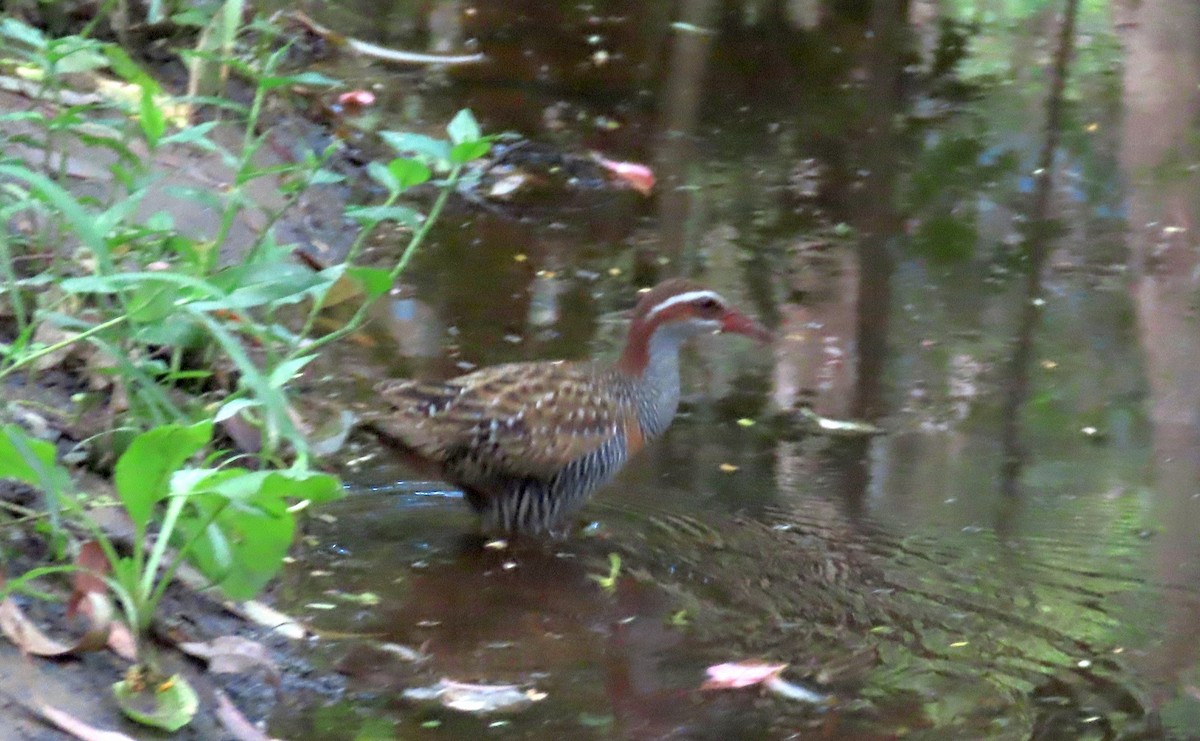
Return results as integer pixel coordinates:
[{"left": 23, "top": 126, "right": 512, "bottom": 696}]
[{"left": 372, "top": 360, "right": 632, "bottom": 483}]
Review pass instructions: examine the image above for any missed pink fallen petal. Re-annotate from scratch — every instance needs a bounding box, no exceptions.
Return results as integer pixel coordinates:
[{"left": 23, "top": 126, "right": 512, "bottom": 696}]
[
  {"left": 337, "top": 90, "right": 376, "bottom": 108},
  {"left": 593, "top": 155, "right": 656, "bottom": 195},
  {"left": 701, "top": 661, "right": 788, "bottom": 690}
]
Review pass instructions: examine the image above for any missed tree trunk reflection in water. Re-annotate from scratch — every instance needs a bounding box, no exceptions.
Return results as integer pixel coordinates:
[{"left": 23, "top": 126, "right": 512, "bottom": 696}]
[
  {"left": 1118, "top": 0, "right": 1200, "bottom": 720},
  {"left": 837, "top": 0, "right": 907, "bottom": 518},
  {"left": 998, "top": 0, "right": 1079, "bottom": 501},
  {"left": 654, "top": 0, "right": 721, "bottom": 271}
]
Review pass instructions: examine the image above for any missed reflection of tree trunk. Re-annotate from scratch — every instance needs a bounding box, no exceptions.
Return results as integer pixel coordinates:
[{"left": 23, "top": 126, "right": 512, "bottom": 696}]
[
  {"left": 998, "top": 0, "right": 1079, "bottom": 499},
  {"left": 427, "top": 0, "right": 464, "bottom": 53},
  {"left": 654, "top": 0, "right": 721, "bottom": 274},
  {"left": 836, "top": 0, "right": 907, "bottom": 517},
  {"left": 855, "top": 0, "right": 906, "bottom": 422},
  {"left": 1119, "top": 0, "right": 1200, "bottom": 711}
]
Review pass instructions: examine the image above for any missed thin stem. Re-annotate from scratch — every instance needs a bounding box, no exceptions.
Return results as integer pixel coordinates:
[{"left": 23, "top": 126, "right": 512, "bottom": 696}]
[
  {"left": 138, "top": 488, "right": 189, "bottom": 607},
  {"left": 0, "top": 232, "right": 28, "bottom": 338},
  {"left": 0, "top": 314, "right": 127, "bottom": 380},
  {"left": 294, "top": 164, "right": 462, "bottom": 358},
  {"left": 290, "top": 188, "right": 401, "bottom": 352},
  {"left": 146, "top": 500, "right": 229, "bottom": 616}
]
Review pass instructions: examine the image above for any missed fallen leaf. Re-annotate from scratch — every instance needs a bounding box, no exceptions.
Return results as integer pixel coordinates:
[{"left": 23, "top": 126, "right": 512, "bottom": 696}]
[
  {"left": 337, "top": 90, "right": 376, "bottom": 108},
  {"left": 235, "top": 600, "right": 306, "bottom": 639},
  {"left": 701, "top": 661, "right": 826, "bottom": 703},
  {"left": 67, "top": 540, "right": 110, "bottom": 619},
  {"left": 592, "top": 155, "right": 656, "bottom": 195},
  {"left": 0, "top": 592, "right": 112, "bottom": 656},
  {"left": 36, "top": 703, "right": 138, "bottom": 741},
  {"left": 403, "top": 679, "right": 546, "bottom": 714},
  {"left": 177, "top": 636, "right": 280, "bottom": 686},
  {"left": 487, "top": 173, "right": 529, "bottom": 200},
  {"left": 796, "top": 407, "right": 883, "bottom": 437},
  {"left": 701, "top": 661, "right": 787, "bottom": 689}
]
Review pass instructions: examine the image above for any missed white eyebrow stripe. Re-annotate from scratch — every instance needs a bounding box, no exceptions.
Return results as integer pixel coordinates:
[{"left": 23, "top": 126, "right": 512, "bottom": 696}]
[{"left": 644, "top": 290, "right": 724, "bottom": 319}]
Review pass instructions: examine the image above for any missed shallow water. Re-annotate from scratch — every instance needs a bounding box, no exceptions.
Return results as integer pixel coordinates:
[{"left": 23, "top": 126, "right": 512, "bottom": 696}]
[{"left": 266, "top": 1, "right": 1200, "bottom": 738}]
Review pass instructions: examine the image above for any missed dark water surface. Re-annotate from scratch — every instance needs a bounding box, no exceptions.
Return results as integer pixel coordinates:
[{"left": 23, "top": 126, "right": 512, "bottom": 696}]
[{"left": 266, "top": 1, "right": 1200, "bottom": 738}]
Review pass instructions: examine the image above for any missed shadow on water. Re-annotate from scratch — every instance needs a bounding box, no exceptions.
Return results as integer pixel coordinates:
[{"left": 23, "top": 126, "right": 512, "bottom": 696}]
[{"left": 265, "top": 0, "right": 1200, "bottom": 737}]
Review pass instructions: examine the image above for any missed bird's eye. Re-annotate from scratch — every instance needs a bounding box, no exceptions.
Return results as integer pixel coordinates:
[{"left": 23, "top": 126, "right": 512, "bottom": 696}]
[{"left": 695, "top": 297, "right": 721, "bottom": 312}]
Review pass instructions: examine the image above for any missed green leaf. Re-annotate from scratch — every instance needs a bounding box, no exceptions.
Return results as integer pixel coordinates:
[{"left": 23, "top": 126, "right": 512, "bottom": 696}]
[
  {"left": 345, "top": 205, "right": 423, "bottom": 228},
  {"left": 126, "top": 279, "right": 177, "bottom": 323},
  {"left": 0, "top": 425, "right": 71, "bottom": 495},
  {"left": 187, "top": 311, "right": 302, "bottom": 457},
  {"left": 0, "top": 165, "right": 104, "bottom": 253},
  {"left": 49, "top": 38, "right": 109, "bottom": 74},
  {"left": 378, "top": 131, "right": 450, "bottom": 166},
  {"left": 257, "top": 469, "right": 343, "bottom": 504},
  {"left": 346, "top": 267, "right": 394, "bottom": 299},
  {"left": 290, "top": 71, "right": 340, "bottom": 86},
  {"left": 176, "top": 488, "right": 292, "bottom": 600},
  {"left": 387, "top": 158, "right": 431, "bottom": 189},
  {"left": 310, "top": 168, "right": 345, "bottom": 185},
  {"left": 259, "top": 71, "right": 339, "bottom": 90},
  {"left": 114, "top": 422, "right": 213, "bottom": 530},
  {"left": 0, "top": 17, "right": 47, "bottom": 50},
  {"left": 267, "top": 355, "right": 316, "bottom": 388},
  {"left": 366, "top": 160, "right": 399, "bottom": 194},
  {"left": 450, "top": 139, "right": 492, "bottom": 165},
  {"left": 139, "top": 86, "right": 167, "bottom": 148},
  {"left": 104, "top": 46, "right": 162, "bottom": 95},
  {"left": 214, "top": 398, "right": 259, "bottom": 422},
  {"left": 193, "top": 263, "right": 333, "bottom": 311},
  {"left": 160, "top": 120, "right": 218, "bottom": 147},
  {"left": 172, "top": 467, "right": 341, "bottom": 597},
  {"left": 61, "top": 271, "right": 222, "bottom": 300},
  {"left": 446, "top": 109, "right": 482, "bottom": 145},
  {"left": 113, "top": 673, "right": 198, "bottom": 731}
]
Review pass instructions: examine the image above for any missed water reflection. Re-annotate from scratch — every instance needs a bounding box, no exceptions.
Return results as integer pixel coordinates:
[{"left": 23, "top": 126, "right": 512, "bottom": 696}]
[
  {"left": 1120, "top": 0, "right": 1200, "bottom": 730},
  {"left": 273, "top": 0, "right": 1200, "bottom": 737}
]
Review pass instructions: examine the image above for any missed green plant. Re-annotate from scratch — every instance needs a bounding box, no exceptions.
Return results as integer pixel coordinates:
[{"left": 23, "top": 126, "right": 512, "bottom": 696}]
[
  {"left": 0, "top": 14, "right": 493, "bottom": 461},
  {"left": 0, "top": 421, "right": 340, "bottom": 729}
]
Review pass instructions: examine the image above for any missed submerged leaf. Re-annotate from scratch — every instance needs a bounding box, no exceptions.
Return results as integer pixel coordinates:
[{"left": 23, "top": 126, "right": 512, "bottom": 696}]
[
  {"left": 403, "top": 678, "right": 546, "bottom": 714},
  {"left": 178, "top": 635, "right": 279, "bottom": 685},
  {"left": 796, "top": 407, "right": 883, "bottom": 437}
]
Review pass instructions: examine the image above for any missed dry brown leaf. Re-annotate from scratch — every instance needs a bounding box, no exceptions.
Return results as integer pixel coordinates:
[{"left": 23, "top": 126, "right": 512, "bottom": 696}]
[
  {"left": 36, "top": 702, "right": 139, "bottom": 741},
  {"left": 67, "top": 540, "right": 110, "bottom": 619},
  {"left": 178, "top": 635, "right": 280, "bottom": 686},
  {"left": 0, "top": 592, "right": 112, "bottom": 656}
]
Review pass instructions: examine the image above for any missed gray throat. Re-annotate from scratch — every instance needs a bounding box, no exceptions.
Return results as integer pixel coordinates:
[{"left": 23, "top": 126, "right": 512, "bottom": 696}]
[{"left": 633, "top": 323, "right": 696, "bottom": 439}]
